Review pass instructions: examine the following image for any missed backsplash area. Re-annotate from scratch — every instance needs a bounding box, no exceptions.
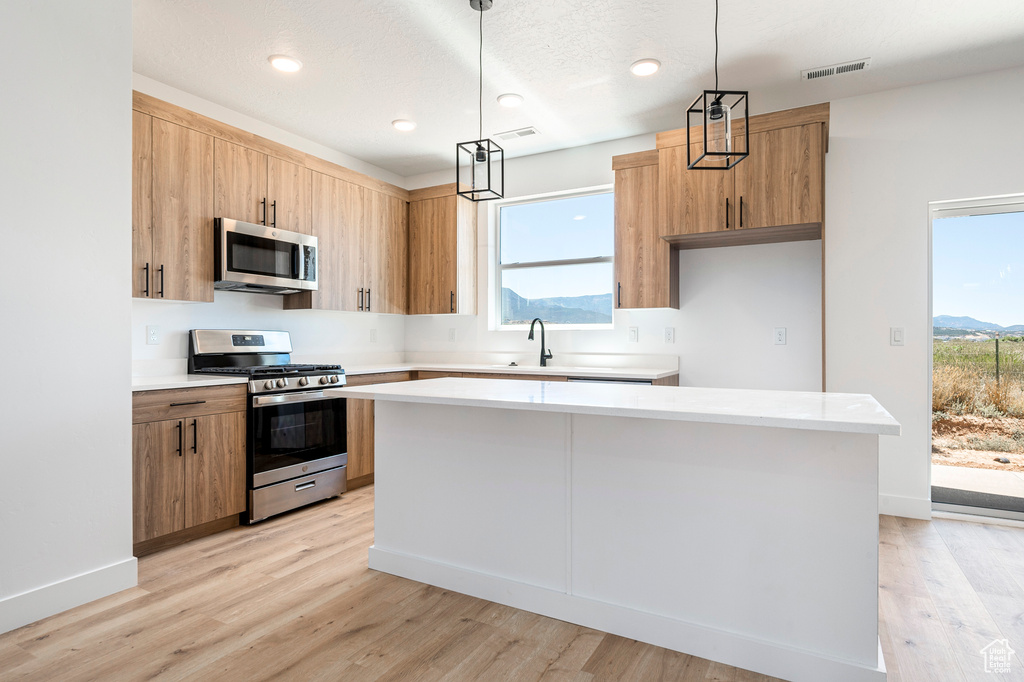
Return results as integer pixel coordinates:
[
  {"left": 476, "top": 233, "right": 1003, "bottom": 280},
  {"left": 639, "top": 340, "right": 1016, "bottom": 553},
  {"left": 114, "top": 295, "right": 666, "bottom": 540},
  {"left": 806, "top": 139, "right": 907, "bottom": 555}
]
[{"left": 131, "top": 291, "right": 406, "bottom": 375}]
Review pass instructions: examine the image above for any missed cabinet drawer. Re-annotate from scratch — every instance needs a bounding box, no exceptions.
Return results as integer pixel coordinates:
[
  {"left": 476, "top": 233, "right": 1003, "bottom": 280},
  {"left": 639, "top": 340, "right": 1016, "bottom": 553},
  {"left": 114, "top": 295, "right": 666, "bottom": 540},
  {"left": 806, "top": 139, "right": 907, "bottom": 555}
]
[
  {"left": 133, "top": 384, "right": 246, "bottom": 423},
  {"left": 345, "top": 371, "right": 413, "bottom": 387},
  {"left": 462, "top": 373, "right": 568, "bottom": 381},
  {"left": 416, "top": 371, "right": 463, "bottom": 380}
]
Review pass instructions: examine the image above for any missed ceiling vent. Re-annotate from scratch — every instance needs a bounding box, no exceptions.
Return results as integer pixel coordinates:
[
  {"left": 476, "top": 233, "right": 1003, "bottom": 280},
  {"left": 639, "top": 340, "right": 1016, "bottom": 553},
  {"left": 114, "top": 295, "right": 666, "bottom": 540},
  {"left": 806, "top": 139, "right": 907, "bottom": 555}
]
[
  {"left": 495, "top": 126, "right": 540, "bottom": 141},
  {"left": 801, "top": 58, "right": 871, "bottom": 81}
]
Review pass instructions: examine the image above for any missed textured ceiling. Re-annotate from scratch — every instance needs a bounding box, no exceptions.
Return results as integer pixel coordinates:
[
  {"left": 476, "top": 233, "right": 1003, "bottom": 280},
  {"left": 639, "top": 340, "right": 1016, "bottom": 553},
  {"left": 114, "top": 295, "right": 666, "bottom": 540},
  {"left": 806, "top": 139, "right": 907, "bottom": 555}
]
[{"left": 133, "top": 0, "right": 1024, "bottom": 177}]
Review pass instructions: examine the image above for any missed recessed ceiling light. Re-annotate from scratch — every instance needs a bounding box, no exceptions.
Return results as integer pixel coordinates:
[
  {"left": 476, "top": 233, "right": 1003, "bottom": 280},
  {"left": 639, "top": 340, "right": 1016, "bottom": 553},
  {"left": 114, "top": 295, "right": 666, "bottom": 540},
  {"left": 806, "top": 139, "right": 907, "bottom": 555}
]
[
  {"left": 630, "top": 59, "right": 660, "bottom": 77},
  {"left": 269, "top": 55, "right": 302, "bottom": 73},
  {"left": 497, "top": 93, "right": 524, "bottom": 108},
  {"left": 392, "top": 119, "right": 417, "bottom": 132}
]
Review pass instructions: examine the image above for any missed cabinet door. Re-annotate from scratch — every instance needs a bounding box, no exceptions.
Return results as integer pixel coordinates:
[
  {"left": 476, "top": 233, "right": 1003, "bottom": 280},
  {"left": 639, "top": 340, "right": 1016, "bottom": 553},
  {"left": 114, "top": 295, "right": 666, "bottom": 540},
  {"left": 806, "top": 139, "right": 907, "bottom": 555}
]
[
  {"left": 614, "top": 163, "right": 676, "bottom": 309},
  {"left": 346, "top": 398, "right": 374, "bottom": 482},
  {"left": 132, "top": 419, "right": 185, "bottom": 543},
  {"left": 363, "top": 191, "right": 408, "bottom": 315},
  {"left": 408, "top": 195, "right": 458, "bottom": 314},
  {"left": 659, "top": 144, "right": 733, "bottom": 235},
  {"left": 152, "top": 119, "right": 214, "bottom": 302},
  {"left": 185, "top": 411, "right": 246, "bottom": 528},
  {"left": 267, "top": 157, "right": 312, "bottom": 234},
  {"left": 734, "top": 125, "right": 824, "bottom": 230},
  {"left": 337, "top": 180, "right": 367, "bottom": 312},
  {"left": 214, "top": 139, "right": 268, "bottom": 225},
  {"left": 132, "top": 111, "right": 153, "bottom": 299}
]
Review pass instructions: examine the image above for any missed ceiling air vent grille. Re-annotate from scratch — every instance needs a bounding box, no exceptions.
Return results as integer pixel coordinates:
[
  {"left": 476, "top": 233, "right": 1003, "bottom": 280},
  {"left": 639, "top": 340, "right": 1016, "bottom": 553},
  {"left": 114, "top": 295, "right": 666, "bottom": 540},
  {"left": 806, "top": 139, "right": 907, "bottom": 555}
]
[
  {"left": 495, "top": 126, "right": 540, "bottom": 141},
  {"left": 801, "top": 58, "right": 871, "bottom": 81}
]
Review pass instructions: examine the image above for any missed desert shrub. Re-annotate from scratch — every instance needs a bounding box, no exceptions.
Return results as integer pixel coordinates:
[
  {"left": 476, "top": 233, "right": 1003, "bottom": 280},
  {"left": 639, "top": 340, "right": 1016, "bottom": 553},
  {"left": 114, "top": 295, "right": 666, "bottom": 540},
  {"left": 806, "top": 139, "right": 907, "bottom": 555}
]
[
  {"left": 983, "top": 379, "right": 1011, "bottom": 414},
  {"left": 964, "top": 435, "right": 1018, "bottom": 452},
  {"left": 933, "top": 365, "right": 979, "bottom": 412},
  {"left": 977, "top": 403, "right": 1005, "bottom": 418}
]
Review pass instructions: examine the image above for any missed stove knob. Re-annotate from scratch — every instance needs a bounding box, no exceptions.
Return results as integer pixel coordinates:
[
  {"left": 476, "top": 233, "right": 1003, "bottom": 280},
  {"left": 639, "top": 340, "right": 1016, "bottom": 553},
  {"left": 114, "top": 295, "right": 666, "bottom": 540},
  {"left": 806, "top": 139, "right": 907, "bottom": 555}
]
[
  {"left": 298, "top": 377, "right": 309, "bottom": 387},
  {"left": 329, "top": 375, "right": 340, "bottom": 384},
  {"left": 276, "top": 378, "right": 287, "bottom": 388},
  {"left": 319, "top": 376, "right": 329, "bottom": 385},
  {"left": 264, "top": 380, "right": 275, "bottom": 390}
]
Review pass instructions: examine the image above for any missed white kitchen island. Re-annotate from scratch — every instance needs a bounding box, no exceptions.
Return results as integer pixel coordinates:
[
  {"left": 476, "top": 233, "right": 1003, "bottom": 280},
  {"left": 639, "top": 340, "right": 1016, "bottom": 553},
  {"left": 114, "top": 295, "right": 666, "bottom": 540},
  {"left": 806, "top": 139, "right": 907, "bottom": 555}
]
[{"left": 332, "top": 378, "right": 900, "bottom": 682}]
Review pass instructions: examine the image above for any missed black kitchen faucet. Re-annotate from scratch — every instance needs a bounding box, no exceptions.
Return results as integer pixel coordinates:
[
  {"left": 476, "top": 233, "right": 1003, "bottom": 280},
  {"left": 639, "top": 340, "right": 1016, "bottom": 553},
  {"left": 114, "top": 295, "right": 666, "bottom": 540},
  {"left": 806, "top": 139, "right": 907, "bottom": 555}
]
[{"left": 528, "top": 318, "right": 554, "bottom": 367}]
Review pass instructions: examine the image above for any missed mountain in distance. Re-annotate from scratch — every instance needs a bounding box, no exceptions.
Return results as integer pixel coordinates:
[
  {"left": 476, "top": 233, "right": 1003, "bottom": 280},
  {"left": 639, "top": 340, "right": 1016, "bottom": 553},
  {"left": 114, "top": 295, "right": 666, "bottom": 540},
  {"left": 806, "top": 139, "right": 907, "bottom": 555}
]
[
  {"left": 933, "top": 315, "right": 1024, "bottom": 332},
  {"left": 502, "top": 288, "right": 612, "bottom": 324}
]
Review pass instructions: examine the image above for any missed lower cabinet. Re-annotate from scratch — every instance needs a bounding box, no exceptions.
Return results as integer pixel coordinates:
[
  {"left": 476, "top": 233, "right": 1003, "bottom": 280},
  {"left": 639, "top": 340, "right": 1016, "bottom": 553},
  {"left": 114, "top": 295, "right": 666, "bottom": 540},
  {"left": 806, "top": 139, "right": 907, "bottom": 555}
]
[
  {"left": 344, "top": 372, "right": 413, "bottom": 489},
  {"left": 132, "top": 385, "right": 246, "bottom": 556}
]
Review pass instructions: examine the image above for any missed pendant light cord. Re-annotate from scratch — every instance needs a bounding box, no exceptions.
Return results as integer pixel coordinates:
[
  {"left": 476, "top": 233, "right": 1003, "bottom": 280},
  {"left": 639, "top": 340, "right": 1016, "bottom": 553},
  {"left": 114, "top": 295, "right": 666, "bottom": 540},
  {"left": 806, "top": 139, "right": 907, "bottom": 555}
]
[
  {"left": 714, "top": 0, "right": 719, "bottom": 93},
  {"left": 478, "top": 4, "right": 483, "bottom": 142}
]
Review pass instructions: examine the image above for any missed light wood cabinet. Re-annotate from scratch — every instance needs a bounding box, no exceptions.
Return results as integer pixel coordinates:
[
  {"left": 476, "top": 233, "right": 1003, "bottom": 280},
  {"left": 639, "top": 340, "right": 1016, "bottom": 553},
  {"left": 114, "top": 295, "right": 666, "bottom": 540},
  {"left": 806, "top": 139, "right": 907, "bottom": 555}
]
[
  {"left": 344, "top": 372, "right": 414, "bottom": 489},
  {"left": 733, "top": 125, "right": 824, "bottom": 230},
  {"left": 408, "top": 184, "right": 477, "bottom": 315},
  {"left": 613, "top": 151, "right": 678, "bottom": 310},
  {"left": 285, "top": 173, "right": 406, "bottom": 313},
  {"left": 131, "top": 385, "right": 246, "bottom": 556},
  {"left": 214, "top": 139, "right": 312, "bottom": 233},
  {"left": 132, "top": 114, "right": 215, "bottom": 302},
  {"left": 659, "top": 143, "right": 733, "bottom": 236}
]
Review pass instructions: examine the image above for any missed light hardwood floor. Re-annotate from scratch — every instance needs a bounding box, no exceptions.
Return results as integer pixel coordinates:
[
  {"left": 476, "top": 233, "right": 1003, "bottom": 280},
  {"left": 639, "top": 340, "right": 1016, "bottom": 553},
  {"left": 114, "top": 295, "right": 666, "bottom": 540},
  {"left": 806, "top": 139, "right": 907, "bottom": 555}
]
[{"left": 1, "top": 487, "right": 1022, "bottom": 681}]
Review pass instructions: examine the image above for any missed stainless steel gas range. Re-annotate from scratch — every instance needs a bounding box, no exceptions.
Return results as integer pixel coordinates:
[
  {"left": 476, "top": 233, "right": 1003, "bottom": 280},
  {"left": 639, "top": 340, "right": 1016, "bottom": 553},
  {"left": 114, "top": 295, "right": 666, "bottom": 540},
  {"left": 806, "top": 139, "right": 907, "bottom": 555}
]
[{"left": 188, "top": 329, "right": 347, "bottom": 523}]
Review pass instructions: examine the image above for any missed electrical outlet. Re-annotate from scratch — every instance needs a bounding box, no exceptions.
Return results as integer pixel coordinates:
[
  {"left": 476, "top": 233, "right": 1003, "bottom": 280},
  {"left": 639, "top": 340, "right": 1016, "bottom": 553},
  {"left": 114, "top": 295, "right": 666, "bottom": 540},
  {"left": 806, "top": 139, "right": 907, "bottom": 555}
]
[
  {"left": 370, "top": 328, "right": 377, "bottom": 343},
  {"left": 664, "top": 327, "right": 675, "bottom": 344},
  {"left": 774, "top": 327, "right": 787, "bottom": 345},
  {"left": 146, "top": 325, "right": 160, "bottom": 345},
  {"left": 628, "top": 326, "right": 639, "bottom": 343},
  {"left": 448, "top": 328, "right": 457, "bottom": 343},
  {"left": 890, "top": 327, "right": 904, "bottom": 346}
]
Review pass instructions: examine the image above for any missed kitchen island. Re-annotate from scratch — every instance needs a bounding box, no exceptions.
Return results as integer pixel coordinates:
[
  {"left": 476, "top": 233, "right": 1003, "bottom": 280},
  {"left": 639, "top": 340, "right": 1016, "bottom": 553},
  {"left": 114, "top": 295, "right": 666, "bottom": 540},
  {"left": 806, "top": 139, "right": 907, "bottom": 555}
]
[{"left": 332, "top": 379, "right": 900, "bottom": 682}]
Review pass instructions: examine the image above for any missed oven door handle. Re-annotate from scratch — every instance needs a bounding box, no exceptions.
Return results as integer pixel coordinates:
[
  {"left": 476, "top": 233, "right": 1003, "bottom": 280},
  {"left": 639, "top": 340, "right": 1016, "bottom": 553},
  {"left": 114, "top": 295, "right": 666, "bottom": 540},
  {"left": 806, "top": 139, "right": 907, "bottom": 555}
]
[{"left": 252, "top": 391, "right": 344, "bottom": 407}]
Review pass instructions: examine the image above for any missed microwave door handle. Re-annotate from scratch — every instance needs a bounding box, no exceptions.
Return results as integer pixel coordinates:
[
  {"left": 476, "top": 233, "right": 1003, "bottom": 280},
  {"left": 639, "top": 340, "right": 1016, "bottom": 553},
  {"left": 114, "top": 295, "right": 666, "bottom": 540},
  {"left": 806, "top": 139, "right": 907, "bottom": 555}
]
[{"left": 294, "top": 246, "right": 302, "bottom": 280}]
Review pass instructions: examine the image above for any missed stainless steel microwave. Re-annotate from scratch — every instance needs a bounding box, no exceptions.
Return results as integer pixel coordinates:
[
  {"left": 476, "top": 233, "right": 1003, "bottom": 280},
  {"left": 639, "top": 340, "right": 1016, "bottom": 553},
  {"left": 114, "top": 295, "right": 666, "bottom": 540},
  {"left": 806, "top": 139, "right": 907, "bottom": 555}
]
[{"left": 214, "top": 218, "right": 317, "bottom": 294}]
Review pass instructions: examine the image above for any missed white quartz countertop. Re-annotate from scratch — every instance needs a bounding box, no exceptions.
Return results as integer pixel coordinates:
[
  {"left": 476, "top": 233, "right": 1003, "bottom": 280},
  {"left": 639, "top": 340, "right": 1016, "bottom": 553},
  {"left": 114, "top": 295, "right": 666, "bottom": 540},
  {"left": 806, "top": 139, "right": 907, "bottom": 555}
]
[
  {"left": 331, "top": 378, "right": 901, "bottom": 435},
  {"left": 344, "top": 363, "right": 676, "bottom": 380},
  {"left": 131, "top": 375, "right": 249, "bottom": 391}
]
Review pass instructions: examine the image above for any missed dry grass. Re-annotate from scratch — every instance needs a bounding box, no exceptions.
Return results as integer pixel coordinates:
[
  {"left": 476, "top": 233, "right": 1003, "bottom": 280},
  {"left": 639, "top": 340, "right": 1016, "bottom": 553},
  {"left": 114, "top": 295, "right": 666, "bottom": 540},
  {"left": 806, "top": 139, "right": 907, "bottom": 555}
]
[{"left": 932, "top": 365, "right": 979, "bottom": 412}]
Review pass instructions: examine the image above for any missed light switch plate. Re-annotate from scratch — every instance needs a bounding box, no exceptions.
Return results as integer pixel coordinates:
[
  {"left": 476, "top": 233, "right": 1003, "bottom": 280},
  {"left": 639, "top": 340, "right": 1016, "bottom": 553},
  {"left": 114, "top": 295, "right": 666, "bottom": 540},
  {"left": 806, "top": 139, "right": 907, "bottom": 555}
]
[
  {"left": 665, "top": 327, "right": 675, "bottom": 344},
  {"left": 890, "top": 327, "right": 904, "bottom": 346},
  {"left": 628, "top": 326, "right": 639, "bottom": 343},
  {"left": 146, "top": 325, "right": 160, "bottom": 345},
  {"left": 774, "top": 327, "right": 787, "bottom": 345}
]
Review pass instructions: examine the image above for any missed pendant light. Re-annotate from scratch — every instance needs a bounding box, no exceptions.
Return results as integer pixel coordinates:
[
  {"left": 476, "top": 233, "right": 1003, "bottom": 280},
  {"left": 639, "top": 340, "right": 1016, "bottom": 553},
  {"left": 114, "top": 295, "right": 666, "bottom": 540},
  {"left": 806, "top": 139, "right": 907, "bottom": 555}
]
[
  {"left": 457, "top": 0, "right": 504, "bottom": 201},
  {"left": 686, "top": 0, "right": 748, "bottom": 170}
]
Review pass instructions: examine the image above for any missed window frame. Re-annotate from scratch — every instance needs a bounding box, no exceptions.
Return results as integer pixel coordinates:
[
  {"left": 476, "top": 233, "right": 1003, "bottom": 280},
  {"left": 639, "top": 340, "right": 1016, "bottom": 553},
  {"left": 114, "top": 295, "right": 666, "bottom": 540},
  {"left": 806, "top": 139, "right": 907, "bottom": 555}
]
[{"left": 492, "top": 185, "right": 615, "bottom": 331}]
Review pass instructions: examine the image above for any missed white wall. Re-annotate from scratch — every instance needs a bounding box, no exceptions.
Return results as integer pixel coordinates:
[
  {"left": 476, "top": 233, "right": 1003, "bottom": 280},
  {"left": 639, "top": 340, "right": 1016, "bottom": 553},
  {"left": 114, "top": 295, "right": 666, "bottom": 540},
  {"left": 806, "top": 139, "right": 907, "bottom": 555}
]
[
  {"left": 129, "top": 78, "right": 408, "bottom": 371},
  {"left": 0, "top": 1, "right": 137, "bottom": 632},
  {"left": 403, "top": 136, "right": 824, "bottom": 392},
  {"left": 826, "top": 65, "right": 1024, "bottom": 519}
]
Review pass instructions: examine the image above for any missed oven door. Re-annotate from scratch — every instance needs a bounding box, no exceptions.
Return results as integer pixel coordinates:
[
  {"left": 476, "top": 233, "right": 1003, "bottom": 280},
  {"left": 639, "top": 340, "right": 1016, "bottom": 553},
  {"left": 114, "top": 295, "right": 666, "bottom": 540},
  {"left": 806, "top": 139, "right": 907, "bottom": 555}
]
[
  {"left": 216, "top": 218, "right": 318, "bottom": 291},
  {"left": 250, "top": 391, "right": 346, "bottom": 488}
]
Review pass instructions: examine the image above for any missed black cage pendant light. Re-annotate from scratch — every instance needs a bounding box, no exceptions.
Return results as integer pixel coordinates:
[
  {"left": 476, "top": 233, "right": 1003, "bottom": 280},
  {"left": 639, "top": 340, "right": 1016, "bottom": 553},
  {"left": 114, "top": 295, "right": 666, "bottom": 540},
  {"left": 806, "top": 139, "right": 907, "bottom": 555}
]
[
  {"left": 457, "top": 0, "right": 504, "bottom": 202},
  {"left": 686, "top": 0, "right": 748, "bottom": 170}
]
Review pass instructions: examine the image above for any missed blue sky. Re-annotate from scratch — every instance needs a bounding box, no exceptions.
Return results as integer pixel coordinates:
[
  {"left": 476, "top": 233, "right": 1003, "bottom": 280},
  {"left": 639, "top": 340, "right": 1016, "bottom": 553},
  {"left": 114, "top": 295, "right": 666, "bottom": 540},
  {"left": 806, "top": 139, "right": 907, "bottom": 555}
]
[
  {"left": 933, "top": 211, "right": 1024, "bottom": 326},
  {"left": 499, "top": 192, "right": 613, "bottom": 300}
]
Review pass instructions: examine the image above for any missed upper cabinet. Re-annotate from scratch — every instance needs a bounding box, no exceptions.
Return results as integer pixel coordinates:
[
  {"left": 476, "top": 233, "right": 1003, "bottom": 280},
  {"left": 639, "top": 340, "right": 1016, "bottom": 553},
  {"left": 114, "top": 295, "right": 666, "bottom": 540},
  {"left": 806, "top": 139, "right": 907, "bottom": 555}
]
[
  {"left": 613, "top": 151, "right": 678, "bottom": 310},
  {"left": 657, "top": 103, "right": 829, "bottom": 241},
  {"left": 213, "top": 139, "right": 312, "bottom": 233},
  {"left": 132, "top": 111, "right": 215, "bottom": 302},
  {"left": 407, "top": 185, "right": 477, "bottom": 315},
  {"left": 132, "top": 91, "right": 408, "bottom": 309}
]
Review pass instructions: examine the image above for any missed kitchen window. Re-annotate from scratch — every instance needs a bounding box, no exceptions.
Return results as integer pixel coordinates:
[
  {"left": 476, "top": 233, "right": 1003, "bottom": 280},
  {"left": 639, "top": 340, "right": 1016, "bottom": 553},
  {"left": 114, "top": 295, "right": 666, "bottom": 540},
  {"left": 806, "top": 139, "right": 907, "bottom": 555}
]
[{"left": 495, "top": 188, "right": 614, "bottom": 328}]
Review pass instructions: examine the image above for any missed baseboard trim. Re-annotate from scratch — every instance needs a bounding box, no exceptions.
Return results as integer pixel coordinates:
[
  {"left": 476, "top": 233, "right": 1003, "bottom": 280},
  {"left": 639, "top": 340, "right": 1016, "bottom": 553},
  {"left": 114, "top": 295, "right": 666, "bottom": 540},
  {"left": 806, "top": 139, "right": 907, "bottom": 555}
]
[
  {"left": 879, "top": 493, "right": 931, "bottom": 520},
  {"left": 0, "top": 557, "right": 137, "bottom": 635},
  {"left": 369, "top": 546, "right": 886, "bottom": 682}
]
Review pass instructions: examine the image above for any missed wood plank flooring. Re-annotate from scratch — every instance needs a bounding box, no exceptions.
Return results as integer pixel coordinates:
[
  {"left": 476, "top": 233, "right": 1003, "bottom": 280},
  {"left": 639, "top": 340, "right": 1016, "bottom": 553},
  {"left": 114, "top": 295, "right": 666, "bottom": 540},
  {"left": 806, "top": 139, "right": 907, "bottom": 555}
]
[{"left": 1, "top": 487, "right": 1022, "bottom": 681}]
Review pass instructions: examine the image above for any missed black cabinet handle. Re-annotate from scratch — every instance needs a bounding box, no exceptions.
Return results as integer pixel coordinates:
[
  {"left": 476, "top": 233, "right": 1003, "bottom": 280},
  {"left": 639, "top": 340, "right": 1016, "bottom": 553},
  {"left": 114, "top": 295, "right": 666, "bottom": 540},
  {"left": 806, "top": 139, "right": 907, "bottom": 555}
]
[
  {"left": 450, "top": 291, "right": 454, "bottom": 313},
  {"left": 740, "top": 196, "right": 744, "bottom": 228},
  {"left": 366, "top": 288, "right": 371, "bottom": 312},
  {"left": 170, "top": 400, "right": 206, "bottom": 407},
  {"left": 261, "top": 198, "right": 267, "bottom": 226},
  {"left": 358, "top": 288, "right": 364, "bottom": 311},
  {"left": 271, "top": 200, "right": 277, "bottom": 228},
  {"left": 192, "top": 419, "right": 198, "bottom": 454},
  {"left": 158, "top": 265, "right": 165, "bottom": 298},
  {"left": 725, "top": 197, "right": 730, "bottom": 229},
  {"left": 617, "top": 282, "right": 622, "bottom": 308},
  {"left": 143, "top": 263, "right": 150, "bottom": 297},
  {"left": 176, "top": 421, "right": 183, "bottom": 457}
]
